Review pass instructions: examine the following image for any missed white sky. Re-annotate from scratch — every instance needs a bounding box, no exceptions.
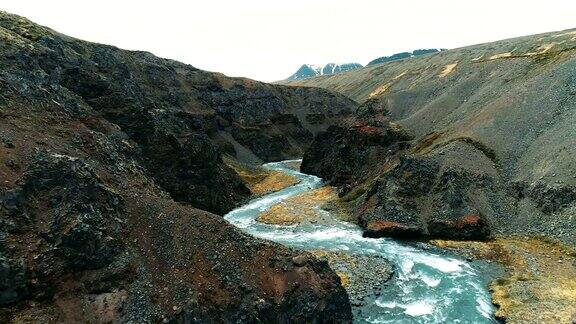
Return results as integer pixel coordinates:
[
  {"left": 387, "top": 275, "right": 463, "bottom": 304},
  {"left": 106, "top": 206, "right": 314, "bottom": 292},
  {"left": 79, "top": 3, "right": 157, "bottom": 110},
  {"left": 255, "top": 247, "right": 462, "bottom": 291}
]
[{"left": 1, "top": 0, "right": 576, "bottom": 82}]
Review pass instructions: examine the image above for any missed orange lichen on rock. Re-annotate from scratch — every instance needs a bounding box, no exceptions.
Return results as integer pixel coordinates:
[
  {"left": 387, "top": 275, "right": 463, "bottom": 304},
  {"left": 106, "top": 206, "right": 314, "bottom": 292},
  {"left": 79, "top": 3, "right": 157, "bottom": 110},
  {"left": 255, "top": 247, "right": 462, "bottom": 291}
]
[
  {"left": 365, "top": 220, "right": 404, "bottom": 231},
  {"left": 427, "top": 214, "right": 489, "bottom": 239},
  {"left": 355, "top": 125, "right": 380, "bottom": 134},
  {"left": 456, "top": 214, "right": 482, "bottom": 229}
]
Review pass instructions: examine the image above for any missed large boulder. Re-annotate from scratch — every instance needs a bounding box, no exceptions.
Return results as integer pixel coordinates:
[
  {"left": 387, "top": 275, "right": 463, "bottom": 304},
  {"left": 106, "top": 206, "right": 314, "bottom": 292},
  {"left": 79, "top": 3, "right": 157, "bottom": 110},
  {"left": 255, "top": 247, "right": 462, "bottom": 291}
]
[
  {"left": 303, "top": 103, "right": 503, "bottom": 240},
  {"left": 357, "top": 140, "right": 499, "bottom": 240},
  {"left": 0, "top": 153, "right": 123, "bottom": 304}
]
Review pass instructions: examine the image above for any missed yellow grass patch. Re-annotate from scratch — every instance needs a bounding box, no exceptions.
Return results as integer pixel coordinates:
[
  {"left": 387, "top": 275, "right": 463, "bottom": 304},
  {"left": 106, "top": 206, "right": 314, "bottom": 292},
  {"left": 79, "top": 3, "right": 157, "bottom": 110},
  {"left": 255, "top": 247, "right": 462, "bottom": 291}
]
[
  {"left": 431, "top": 237, "right": 576, "bottom": 323},
  {"left": 489, "top": 52, "right": 513, "bottom": 60},
  {"left": 475, "top": 42, "right": 564, "bottom": 63},
  {"left": 439, "top": 62, "right": 458, "bottom": 78},
  {"left": 224, "top": 157, "right": 300, "bottom": 197},
  {"left": 471, "top": 55, "right": 485, "bottom": 62},
  {"left": 256, "top": 204, "right": 303, "bottom": 225},
  {"left": 525, "top": 43, "right": 556, "bottom": 56},
  {"left": 290, "top": 186, "right": 337, "bottom": 205},
  {"left": 369, "top": 71, "right": 408, "bottom": 98},
  {"left": 336, "top": 272, "right": 350, "bottom": 287},
  {"left": 250, "top": 171, "right": 299, "bottom": 196},
  {"left": 256, "top": 186, "right": 338, "bottom": 225}
]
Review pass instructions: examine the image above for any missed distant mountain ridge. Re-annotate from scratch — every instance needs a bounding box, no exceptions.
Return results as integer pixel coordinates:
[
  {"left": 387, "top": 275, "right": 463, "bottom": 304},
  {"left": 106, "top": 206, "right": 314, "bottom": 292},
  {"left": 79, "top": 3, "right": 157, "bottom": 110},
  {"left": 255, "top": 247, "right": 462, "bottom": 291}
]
[
  {"left": 367, "top": 49, "right": 444, "bottom": 66},
  {"left": 287, "top": 63, "right": 363, "bottom": 80},
  {"left": 286, "top": 49, "right": 443, "bottom": 81}
]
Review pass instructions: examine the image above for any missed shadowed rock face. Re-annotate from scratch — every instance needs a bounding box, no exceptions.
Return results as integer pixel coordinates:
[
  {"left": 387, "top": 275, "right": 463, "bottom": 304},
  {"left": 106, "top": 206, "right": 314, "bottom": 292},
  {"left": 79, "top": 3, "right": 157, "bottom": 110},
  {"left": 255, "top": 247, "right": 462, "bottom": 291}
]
[
  {"left": 302, "top": 98, "right": 412, "bottom": 188},
  {"left": 0, "top": 12, "right": 352, "bottom": 323},
  {"left": 296, "top": 29, "right": 576, "bottom": 245},
  {"left": 356, "top": 148, "right": 497, "bottom": 240},
  {"left": 4, "top": 154, "right": 124, "bottom": 271},
  {"left": 0, "top": 11, "right": 356, "bottom": 214},
  {"left": 302, "top": 100, "right": 508, "bottom": 240}
]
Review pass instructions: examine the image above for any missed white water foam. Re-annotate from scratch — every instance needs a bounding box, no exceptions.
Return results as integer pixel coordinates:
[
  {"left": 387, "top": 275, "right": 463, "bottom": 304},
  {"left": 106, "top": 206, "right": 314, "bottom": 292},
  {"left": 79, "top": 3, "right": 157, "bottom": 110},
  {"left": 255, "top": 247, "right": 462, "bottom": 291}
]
[
  {"left": 224, "top": 160, "right": 496, "bottom": 323},
  {"left": 404, "top": 300, "right": 435, "bottom": 316},
  {"left": 419, "top": 272, "right": 442, "bottom": 287},
  {"left": 375, "top": 299, "right": 436, "bottom": 317}
]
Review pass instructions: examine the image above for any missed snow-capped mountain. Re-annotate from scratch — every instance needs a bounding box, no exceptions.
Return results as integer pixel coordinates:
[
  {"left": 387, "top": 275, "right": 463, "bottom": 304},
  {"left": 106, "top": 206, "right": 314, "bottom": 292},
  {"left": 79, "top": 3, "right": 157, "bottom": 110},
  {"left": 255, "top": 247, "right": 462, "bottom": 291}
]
[{"left": 286, "top": 63, "right": 363, "bottom": 81}]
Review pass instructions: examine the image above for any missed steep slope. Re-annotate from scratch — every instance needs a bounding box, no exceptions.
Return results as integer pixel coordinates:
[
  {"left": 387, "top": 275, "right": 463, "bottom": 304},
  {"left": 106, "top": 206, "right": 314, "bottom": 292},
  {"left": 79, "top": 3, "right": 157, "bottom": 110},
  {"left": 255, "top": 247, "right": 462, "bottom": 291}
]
[
  {"left": 298, "top": 29, "right": 576, "bottom": 244},
  {"left": 0, "top": 12, "right": 352, "bottom": 322},
  {"left": 286, "top": 63, "right": 363, "bottom": 81},
  {"left": 0, "top": 11, "right": 356, "bottom": 214}
]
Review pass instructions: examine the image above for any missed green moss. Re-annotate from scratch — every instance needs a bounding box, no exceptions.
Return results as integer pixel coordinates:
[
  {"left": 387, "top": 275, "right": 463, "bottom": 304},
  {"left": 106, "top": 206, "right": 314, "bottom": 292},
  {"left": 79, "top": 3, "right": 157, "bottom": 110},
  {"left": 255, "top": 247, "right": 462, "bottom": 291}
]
[
  {"left": 411, "top": 132, "right": 442, "bottom": 154},
  {"left": 435, "top": 136, "right": 499, "bottom": 165},
  {"left": 340, "top": 185, "right": 367, "bottom": 203},
  {"left": 0, "top": 11, "right": 51, "bottom": 42},
  {"left": 530, "top": 47, "right": 575, "bottom": 67}
]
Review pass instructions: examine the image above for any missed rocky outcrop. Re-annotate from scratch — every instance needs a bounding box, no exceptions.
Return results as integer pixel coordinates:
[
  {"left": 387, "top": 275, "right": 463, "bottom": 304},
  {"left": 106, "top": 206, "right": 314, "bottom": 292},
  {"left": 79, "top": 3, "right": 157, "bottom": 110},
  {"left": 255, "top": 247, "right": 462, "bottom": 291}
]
[
  {"left": 1, "top": 154, "right": 352, "bottom": 322},
  {"left": 354, "top": 142, "right": 498, "bottom": 240},
  {"left": 0, "top": 11, "right": 352, "bottom": 323},
  {"left": 0, "top": 256, "right": 26, "bottom": 306},
  {"left": 302, "top": 100, "right": 505, "bottom": 240},
  {"left": 302, "top": 98, "right": 411, "bottom": 188},
  {"left": 363, "top": 220, "right": 422, "bottom": 238},
  {"left": 1, "top": 153, "right": 124, "bottom": 304}
]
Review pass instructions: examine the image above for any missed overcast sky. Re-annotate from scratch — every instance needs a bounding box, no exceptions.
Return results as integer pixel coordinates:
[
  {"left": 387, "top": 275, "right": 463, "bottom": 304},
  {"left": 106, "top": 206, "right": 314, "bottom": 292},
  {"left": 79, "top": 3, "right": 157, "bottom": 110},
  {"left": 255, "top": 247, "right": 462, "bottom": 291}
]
[{"left": 2, "top": 1, "right": 576, "bottom": 81}]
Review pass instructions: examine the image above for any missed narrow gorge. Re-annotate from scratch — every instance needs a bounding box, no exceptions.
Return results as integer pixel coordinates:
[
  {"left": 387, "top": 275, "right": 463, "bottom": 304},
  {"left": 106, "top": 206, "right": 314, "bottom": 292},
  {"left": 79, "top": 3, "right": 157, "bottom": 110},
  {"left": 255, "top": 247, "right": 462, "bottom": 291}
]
[{"left": 1, "top": 9, "right": 576, "bottom": 324}]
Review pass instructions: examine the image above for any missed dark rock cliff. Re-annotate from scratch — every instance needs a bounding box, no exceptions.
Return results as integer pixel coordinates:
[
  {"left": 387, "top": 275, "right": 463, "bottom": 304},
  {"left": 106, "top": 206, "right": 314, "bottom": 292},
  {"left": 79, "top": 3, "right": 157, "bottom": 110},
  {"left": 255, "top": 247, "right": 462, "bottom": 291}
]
[
  {"left": 0, "top": 12, "right": 352, "bottom": 323},
  {"left": 302, "top": 99, "right": 511, "bottom": 240},
  {"left": 0, "top": 11, "right": 356, "bottom": 214}
]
